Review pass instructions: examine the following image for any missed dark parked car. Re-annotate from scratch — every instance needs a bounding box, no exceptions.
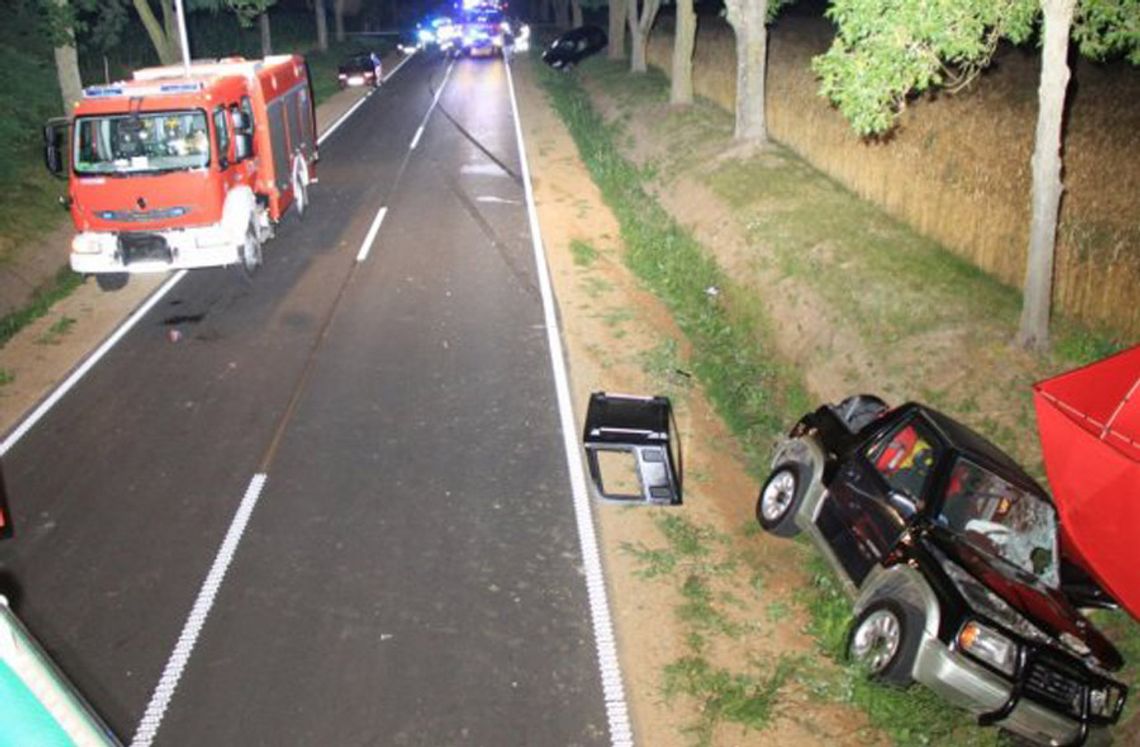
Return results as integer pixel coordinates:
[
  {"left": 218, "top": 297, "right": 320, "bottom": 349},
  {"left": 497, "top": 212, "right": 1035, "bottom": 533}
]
[
  {"left": 758, "top": 397, "right": 1127, "bottom": 746},
  {"left": 337, "top": 53, "right": 383, "bottom": 89},
  {"left": 541, "top": 25, "right": 607, "bottom": 70}
]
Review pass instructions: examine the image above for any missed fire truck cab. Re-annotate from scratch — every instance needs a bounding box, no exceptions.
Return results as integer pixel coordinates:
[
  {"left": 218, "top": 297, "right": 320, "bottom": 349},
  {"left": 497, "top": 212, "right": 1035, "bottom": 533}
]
[{"left": 44, "top": 55, "right": 318, "bottom": 290}]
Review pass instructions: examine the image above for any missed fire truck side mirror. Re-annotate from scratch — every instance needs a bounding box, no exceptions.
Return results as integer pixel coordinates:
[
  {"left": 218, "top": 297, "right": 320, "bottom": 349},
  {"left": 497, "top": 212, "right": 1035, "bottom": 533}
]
[
  {"left": 230, "top": 110, "right": 252, "bottom": 134},
  {"left": 42, "top": 119, "right": 67, "bottom": 178},
  {"left": 234, "top": 133, "right": 253, "bottom": 162}
]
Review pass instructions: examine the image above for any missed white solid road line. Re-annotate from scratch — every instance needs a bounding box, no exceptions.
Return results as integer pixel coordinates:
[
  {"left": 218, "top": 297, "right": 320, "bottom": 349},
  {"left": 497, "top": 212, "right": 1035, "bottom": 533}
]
[
  {"left": 504, "top": 58, "right": 634, "bottom": 747},
  {"left": 356, "top": 206, "right": 389, "bottom": 262},
  {"left": 0, "top": 270, "right": 188, "bottom": 458},
  {"left": 0, "top": 53, "right": 420, "bottom": 457},
  {"left": 409, "top": 60, "right": 454, "bottom": 151},
  {"left": 130, "top": 473, "right": 269, "bottom": 747}
]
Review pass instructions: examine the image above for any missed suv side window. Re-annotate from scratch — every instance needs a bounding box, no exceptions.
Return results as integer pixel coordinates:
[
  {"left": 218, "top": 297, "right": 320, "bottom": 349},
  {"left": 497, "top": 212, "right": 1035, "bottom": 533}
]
[{"left": 866, "top": 417, "right": 940, "bottom": 504}]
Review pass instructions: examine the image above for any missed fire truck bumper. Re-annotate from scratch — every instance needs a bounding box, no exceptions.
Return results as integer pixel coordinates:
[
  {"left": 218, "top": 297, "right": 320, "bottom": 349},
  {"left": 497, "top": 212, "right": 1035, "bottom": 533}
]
[{"left": 70, "top": 227, "right": 241, "bottom": 275}]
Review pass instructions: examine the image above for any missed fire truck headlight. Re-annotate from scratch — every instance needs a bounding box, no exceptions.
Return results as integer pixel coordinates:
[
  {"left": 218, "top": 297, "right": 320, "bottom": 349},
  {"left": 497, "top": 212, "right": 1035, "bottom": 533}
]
[{"left": 71, "top": 234, "right": 102, "bottom": 255}]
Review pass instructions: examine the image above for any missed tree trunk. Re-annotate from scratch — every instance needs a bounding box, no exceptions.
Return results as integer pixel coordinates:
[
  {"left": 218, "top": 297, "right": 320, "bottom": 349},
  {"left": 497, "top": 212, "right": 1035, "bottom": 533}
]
[
  {"left": 53, "top": 39, "right": 83, "bottom": 116},
  {"left": 628, "top": 0, "right": 645, "bottom": 71},
  {"left": 553, "top": 0, "right": 570, "bottom": 29},
  {"left": 670, "top": 0, "right": 696, "bottom": 105},
  {"left": 1016, "top": 0, "right": 1076, "bottom": 351},
  {"left": 132, "top": 0, "right": 178, "bottom": 64},
  {"left": 51, "top": 0, "right": 83, "bottom": 116},
  {"left": 315, "top": 0, "right": 329, "bottom": 51},
  {"left": 608, "top": 0, "right": 627, "bottom": 59},
  {"left": 334, "top": 0, "right": 346, "bottom": 42},
  {"left": 571, "top": 0, "right": 583, "bottom": 28},
  {"left": 725, "top": 0, "right": 769, "bottom": 141},
  {"left": 259, "top": 11, "right": 272, "bottom": 56},
  {"left": 629, "top": 0, "right": 661, "bottom": 74},
  {"left": 160, "top": 0, "right": 187, "bottom": 62}
]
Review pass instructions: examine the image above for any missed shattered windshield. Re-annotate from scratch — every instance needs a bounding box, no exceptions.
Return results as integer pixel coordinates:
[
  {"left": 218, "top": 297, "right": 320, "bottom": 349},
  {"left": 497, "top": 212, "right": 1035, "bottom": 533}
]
[
  {"left": 938, "top": 457, "right": 1060, "bottom": 587},
  {"left": 75, "top": 110, "right": 209, "bottom": 175}
]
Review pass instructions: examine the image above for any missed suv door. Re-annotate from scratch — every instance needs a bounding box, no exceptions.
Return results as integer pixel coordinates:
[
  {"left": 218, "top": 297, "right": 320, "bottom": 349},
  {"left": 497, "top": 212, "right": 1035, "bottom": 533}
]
[{"left": 819, "top": 414, "right": 943, "bottom": 585}]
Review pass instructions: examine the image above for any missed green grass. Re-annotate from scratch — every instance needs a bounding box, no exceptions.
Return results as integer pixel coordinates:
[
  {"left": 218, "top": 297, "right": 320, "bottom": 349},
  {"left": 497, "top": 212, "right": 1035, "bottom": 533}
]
[
  {"left": 639, "top": 339, "right": 693, "bottom": 402},
  {"left": 663, "top": 654, "right": 795, "bottom": 747},
  {"left": 579, "top": 275, "right": 613, "bottom": 299},
  {"left": 35, "top": 315, "right": 76, "bottom": 345},
  {"left": 0, "top": 267, "right": 84, "bottom": 348},
  {"left": 706, "top": 152, "right": 1021, "bottom": 347},
  {"left": 570, "top": 238, "right": 599, "bottom": 266},
  {"left": 625, "top": 512, "right": 789, "bottom": 745},
  {"left": 0, "top": 369, "right": 13, "bottom": 387}
]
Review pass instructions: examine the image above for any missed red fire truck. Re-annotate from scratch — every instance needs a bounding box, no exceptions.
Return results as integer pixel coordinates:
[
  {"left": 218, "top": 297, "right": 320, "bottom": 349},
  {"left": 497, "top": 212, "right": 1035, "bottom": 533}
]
[{"left": 44, "top": 55, "right": 318, "bottom": 290}]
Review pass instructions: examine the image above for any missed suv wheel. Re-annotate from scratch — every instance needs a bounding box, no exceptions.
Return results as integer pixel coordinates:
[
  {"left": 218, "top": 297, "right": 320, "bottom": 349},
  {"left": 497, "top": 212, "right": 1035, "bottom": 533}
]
[
  {"left": 847, "top": 599, "right": 922, "bottom": 686},
  {"left": 756, "top": 463, "right": 806, "bottom": 537}
]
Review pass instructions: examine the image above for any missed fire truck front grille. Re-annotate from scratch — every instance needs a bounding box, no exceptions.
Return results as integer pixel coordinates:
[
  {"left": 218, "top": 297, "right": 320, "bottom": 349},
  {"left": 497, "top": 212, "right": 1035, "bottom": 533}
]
[{"left": 118, "top": 233, "right": 172, "bottom": 265}]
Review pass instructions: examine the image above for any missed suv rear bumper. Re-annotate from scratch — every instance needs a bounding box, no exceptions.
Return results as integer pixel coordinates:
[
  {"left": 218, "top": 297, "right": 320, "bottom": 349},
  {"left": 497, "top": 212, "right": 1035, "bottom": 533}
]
[{"left": 914, "top": 637, "right": 1103, "bottom": 746}]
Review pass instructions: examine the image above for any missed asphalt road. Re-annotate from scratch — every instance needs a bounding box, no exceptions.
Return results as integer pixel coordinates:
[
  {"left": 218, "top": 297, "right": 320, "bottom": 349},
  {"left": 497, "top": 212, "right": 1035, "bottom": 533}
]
[{"left": 0, "top": 51, "right": 611, "bottom": 746}]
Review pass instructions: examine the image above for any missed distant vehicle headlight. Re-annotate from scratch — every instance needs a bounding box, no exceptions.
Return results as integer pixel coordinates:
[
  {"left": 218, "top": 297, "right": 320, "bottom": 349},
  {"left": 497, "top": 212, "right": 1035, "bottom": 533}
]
[
  {"left": 957, "top": 620, "right": 1019, "bottom": 677},
  {"left": 418, "top": 29, "right": 434, "bottom": 43}
]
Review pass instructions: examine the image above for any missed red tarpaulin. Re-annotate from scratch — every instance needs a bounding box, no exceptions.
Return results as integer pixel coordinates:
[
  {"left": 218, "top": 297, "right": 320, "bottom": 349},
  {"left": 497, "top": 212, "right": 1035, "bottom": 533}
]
[{"left": 1033, "top": 344, "right": 1140, "bottom": 620}]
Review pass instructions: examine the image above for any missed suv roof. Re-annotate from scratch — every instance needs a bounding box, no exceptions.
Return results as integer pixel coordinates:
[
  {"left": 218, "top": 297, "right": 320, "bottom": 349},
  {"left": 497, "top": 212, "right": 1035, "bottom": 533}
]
[{"left": 900, "top": 402, "right": 1049, "bottom": 500}]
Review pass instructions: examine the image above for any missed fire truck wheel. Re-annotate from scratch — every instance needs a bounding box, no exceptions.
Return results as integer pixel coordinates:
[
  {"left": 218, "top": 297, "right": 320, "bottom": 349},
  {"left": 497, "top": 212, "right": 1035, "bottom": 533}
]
[
  {"left": 292, "top": 157, "right": 309, "bottom": 220},
  {"left": 239, "top": 223, "right": 262, "bottom": 276},
  {"left": 95, "top": 273, "right": 128, "bottom": 292}
]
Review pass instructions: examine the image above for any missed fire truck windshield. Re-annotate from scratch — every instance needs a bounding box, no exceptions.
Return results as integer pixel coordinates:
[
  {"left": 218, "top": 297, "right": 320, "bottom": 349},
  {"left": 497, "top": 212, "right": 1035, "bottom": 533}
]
[{"left": 75, "top": 110, "right": 211, "bottom": 175}]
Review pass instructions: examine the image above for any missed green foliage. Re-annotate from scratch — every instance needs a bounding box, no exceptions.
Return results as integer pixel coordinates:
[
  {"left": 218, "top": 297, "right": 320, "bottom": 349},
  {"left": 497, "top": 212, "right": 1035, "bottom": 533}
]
[
  {"left": 0, "top": 369, "right": 14, "bottom": 387},
  {"left": 814, "top": 0, "right": 1038, "bottom": 135},
  {"left": 1074, "top": 0, "right": 1140, "bottom": 63},
  {"left": 815, "top": 0, "right": 1139, "bottom": 136},
  {"left": 0, "top": 3, "right": 73, "bottom": 260}
]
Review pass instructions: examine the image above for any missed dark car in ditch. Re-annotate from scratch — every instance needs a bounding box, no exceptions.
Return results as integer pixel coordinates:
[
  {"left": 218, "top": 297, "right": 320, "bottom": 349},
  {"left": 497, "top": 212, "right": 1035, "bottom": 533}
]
[
  {"left": 541, "top": 25, "right": 607, "bottom": 70},
  {"left": 757, "top": 397, "right": 1127, "bottom": 746}
]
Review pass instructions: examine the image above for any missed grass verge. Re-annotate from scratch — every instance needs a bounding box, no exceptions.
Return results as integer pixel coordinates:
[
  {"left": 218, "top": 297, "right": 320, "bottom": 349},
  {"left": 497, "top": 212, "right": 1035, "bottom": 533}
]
[{"left": 0, "top": 267, "right": 85, "bottom": 349}]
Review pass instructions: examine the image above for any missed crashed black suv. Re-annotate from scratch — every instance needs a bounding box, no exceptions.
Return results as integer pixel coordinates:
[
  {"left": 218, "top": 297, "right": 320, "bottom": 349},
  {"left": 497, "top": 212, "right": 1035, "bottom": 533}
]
[{"left": 757, "top": 397, "right": 1127, "bottom": 746}]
